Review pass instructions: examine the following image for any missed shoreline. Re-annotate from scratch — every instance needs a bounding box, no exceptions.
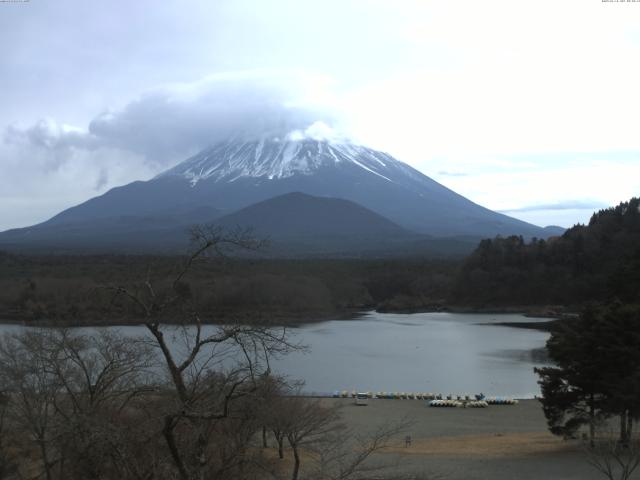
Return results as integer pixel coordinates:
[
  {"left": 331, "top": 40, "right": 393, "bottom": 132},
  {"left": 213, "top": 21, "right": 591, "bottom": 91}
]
[
  {"left": 301, "top": 392, "right": 541, "bottom": 401},
  {"left": 476, "top": 320, "right": 561, "bottom": 331},
  {"left": 0, "top": 305, "right": 571, "bottom": 329}
]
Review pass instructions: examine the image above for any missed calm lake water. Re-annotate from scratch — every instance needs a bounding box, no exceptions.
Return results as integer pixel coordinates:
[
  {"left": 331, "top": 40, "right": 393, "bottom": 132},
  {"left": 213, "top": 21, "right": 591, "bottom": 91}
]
[
  {"left": 0, "top": 312, "right": 550, "bottom": 398},
  {"left": 273, "top": 312, "right": 551, "bottom": 398}
]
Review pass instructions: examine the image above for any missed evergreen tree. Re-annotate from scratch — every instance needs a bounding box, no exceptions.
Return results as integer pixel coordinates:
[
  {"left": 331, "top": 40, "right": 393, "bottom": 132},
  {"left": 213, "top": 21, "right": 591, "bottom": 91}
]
[
  {"left": 536, "top": 303, "right": 640, "bottom": 444},
  {"left": 455, "top": 197, "right": 640, "bottom": 306},
  {"left": 594, "top": 304, "right": 640, "bottom": 445},
  {"left": 535, "top": 308, "right": 608, "bottom": 443}
]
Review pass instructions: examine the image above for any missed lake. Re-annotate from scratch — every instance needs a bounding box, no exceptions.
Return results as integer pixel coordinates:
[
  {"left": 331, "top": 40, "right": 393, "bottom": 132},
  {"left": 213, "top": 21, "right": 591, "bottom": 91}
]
[
  {"left": 0, "top": 312, "right": 550, "bottom": 398},
  {"left": 272, "top": 312, "right": 551, "bottom": 398}
]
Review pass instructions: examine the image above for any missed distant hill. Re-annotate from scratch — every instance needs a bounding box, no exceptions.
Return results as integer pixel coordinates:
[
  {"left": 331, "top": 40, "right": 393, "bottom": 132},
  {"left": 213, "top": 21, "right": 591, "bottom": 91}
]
[
  {"left": 453, "top": 198, "right": 640, "bottom": 306},
  {"left": 216, "top": 192, "right": 408, "bottom": 237},
  {"left": 215, "top": 192, "right": 482, "bottom": 257},
  {"left": 542, "top": 225, "right": 566, "bottom": 237},
  {"left": 0, "top": 191, "right": 479, "bottom": 257}
]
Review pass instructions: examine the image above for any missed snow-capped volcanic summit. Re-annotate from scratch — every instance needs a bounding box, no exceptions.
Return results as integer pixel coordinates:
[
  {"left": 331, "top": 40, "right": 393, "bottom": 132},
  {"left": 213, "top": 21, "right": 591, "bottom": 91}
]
[
  {"left": 0, "top": 135, "right": 558, "bottom": 254},
  {"left": 156, "top": 138, "right": 410, "bottom": 185}
]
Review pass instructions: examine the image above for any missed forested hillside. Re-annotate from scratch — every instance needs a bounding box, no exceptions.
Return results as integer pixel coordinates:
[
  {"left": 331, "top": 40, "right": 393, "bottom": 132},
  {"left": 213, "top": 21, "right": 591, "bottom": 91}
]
[
  {"left": 453, "top": 198, "right": 640, "bottom": 307},
  {"left": 0, "top": 253, "right": 456, "bottom": 325}
]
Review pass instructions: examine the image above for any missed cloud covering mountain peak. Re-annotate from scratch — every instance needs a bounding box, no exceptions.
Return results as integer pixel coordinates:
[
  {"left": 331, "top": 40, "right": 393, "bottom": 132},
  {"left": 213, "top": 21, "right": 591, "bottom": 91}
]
[
  {"left": 7, "top": 71, "right": 343, "bottom": 166},
  {"left": 0, "top": 71, "right": 349, "bottom": 229}
]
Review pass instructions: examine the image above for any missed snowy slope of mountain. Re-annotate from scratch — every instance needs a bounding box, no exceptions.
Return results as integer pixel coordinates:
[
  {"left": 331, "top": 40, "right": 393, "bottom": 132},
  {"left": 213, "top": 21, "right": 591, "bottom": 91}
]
[
  {"left": 157, "top": 138, "right": 410, "bottom": 185},
  {"left": 33, "top": 137, "right": 551, "bottom": 239}
]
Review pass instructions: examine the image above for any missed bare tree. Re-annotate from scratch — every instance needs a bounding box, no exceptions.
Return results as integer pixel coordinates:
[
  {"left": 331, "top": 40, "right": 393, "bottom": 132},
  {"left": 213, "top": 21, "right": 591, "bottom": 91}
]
[
  {"left": 0, "top": 390, "right": 16, "bottom": 479},
  {"left": 254, "top": 374, "right": 289, "bottom": 453},
  {"left": 46, "top": 329, "right": 156, "bottom": 415},
  {"left": 108, "top": 225, "right": 299, "bottom": 480},
  {"left": 0, "top": 330, "right": 62, "bottom": 480},
  {"left": 47, "top": 329, "right": 157, "bottom": 480},
  {"left": 261, "top": 378, "right": 302, "bottom": 460},
  {"left": 0, "top": 327, "right": 158, "bottom": 480},
  {"left": 279, "top": 396, "right": 341, "bottom": 480},
  {"left": 309, "top": 419, "right": 411, "bottom": 480},
  {"left": 263, "top": 389, "right": 411, "bottom": 480},
  {"left": 269, "top": 405, "right": 288, "bottom": 461},
  {"left": 585, "top": 425, "right": 640, "bottom": 480}
]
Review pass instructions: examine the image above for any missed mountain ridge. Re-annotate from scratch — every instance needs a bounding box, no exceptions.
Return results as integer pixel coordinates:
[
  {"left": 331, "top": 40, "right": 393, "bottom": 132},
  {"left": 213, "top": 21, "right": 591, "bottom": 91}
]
[
  {"left": 0, "top": 137, "right": 563, "bottom": 255},
  {"left": 36, "top": 138, "right": 553, "bottom": 237}
]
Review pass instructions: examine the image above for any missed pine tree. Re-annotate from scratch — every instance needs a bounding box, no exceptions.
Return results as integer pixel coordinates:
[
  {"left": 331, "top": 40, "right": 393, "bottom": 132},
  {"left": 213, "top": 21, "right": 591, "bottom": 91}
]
[{"left": 536, "top": 304, "right": 640, "bottom": 445}]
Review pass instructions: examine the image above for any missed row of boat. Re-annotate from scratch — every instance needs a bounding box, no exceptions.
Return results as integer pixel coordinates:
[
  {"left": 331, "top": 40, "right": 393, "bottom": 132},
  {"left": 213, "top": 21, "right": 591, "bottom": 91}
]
[
  {"left": 429, "top": 400, "right": 489, "bottom": 408},
  {"left": 334, "top": 391, "right": 440, "bottom": 400},
  {"left": 332, "top": 390, "right": 518, "bottom": 404},
  {"left": 485, "top": 397, "right": 519, "bottom": 405}
]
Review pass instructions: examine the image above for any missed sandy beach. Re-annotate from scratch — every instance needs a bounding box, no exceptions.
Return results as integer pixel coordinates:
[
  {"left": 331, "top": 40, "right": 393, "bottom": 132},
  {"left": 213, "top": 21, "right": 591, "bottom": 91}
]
[{"left": 321, "top": 398, "right": 605, "bottom": 480}]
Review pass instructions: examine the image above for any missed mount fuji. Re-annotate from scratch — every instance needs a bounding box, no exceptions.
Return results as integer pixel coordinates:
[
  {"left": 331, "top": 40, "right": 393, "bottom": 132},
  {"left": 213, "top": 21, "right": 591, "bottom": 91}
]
[{"left": 0, "top": 136, "right": 562, "bottom": 255}]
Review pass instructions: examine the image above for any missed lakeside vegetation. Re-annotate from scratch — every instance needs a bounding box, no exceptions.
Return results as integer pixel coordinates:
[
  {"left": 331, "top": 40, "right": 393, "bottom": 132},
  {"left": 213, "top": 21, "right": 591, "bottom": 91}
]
[
  {"left": 454, "top": 198, "right": 640, "bottom": 308},
  {"left": 2, "top": 198, "right": 640, "bottom": 326},
  {"left": 0, "top": 253, "right": 457, "bottom": 326}
]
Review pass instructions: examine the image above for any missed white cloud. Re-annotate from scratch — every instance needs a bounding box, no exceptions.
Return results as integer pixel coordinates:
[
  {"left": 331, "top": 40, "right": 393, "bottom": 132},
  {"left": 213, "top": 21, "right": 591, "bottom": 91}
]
[
  {"left": 6, "top": 71, "right": 340, "bottom": 165},
  {"left": 287, "top": 121, "right": 350, "bottom": 143},
  {"left": 5, "top": 119, "right": 94, "bottom": 152},
  {"left": 0, "top": 141, "right": 154, "bottom": 230},
  {"left": 2, "top": 0, "right": 640, "bottom": 231},
  {"left": 84, "top": 71, "right": 339, "bottom": 164},
  {"left": 0, "top": 71, "right": 342, "bottom": 230},
  {"left": 334, "top": 0, "right": 640, "bottom": 162}
]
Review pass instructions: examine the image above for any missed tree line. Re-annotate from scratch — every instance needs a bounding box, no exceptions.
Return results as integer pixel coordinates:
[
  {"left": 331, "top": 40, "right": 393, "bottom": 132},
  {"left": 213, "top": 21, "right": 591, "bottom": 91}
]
[
  {"left": 5, "top": 197, "right": 640, "bottom": 326},
  {"left": 454, "top": 198, "right": 640, "bottom": 307},
  {"left": 0, "top": 250, "right": 457, "bottom": 326}
]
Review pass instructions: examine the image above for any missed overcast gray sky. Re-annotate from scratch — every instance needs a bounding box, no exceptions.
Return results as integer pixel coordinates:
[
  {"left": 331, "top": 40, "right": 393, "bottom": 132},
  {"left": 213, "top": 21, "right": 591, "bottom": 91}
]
[{"left": 1, "top": 0, "right": 640, "bottom": 230}]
